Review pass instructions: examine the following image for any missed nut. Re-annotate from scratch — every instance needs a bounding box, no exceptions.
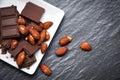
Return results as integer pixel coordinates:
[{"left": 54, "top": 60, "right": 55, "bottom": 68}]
[
  {"left": 31, "top": 22, "right": 42, "bottom": 32},
  {"left": 28, "top": 34, "right": 35, "bottom": 45},
  {"left": 10, "top": 40, "right": 18, "bottom": 50},
  {"left": 41, "top": 43, "right": 48, "bottom": 53},
  {"left": 37, "top": 30, "right": 46, "bottom": 45},
  {"left": 59, "top": 36, "right": 73, "bottom": 46},
  {"left": 29, "top": 28, "right": 40, "bottom": 39},
  {"left": 55, "top": 46, "right": 68, "bottom": 56},
  {"left": 16, "top": 51, "right": 25, "bottom": 67},
  {"left": 43, "top": 21, "right": 53, "bottom": 30},
  {"left": 17, "top": 17, "right": 26, "bottom": 25},
  {"left": 18, "top": 25, "right": 28, "bottom": 35},
  {"left": 45, "top": 31, "right": 50, "bottom": 41},
  {"left": 40, "top": 64, "right": 52, "bottom": 76},
  {"left": 80, "top": 42, "right": 92, "bottom": 51}
]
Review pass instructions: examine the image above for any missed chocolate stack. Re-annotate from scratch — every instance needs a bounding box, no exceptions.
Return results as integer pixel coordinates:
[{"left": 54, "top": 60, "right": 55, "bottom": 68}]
[{"left": 0, "top": 2, "right": 48, "bottom": 68}]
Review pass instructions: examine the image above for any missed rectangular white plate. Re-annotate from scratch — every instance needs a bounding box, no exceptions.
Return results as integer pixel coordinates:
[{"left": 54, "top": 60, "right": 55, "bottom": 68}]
[{"left": 0, "top": 0, "right": 64, "bottom": 75}]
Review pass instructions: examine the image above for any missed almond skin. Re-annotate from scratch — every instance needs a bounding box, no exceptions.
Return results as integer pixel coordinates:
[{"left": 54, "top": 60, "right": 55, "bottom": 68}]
[
  {"left": 18, "top": 25, "right": 28, "bottom": 35},
  {"left": 55, "top": 46, "right": 68, "bottom": 56},
  {"left": 17, "top": 51, "right": 25, "bottom": 67},
  {"left": 37, "top": 30, "right": 46, "bottom": 45},
  {"left": 43, "top": 21, "right": 53, "bottom": 30},
  {"left": 28, "top": 34, "right": 35, "bottom": 45},
  {"left": 10, "top": 40, "right": 18, "bottom": 50},
  {"left": 40, "top": 64, "right": 52, "bottom": 76},
  {"left": 41, "top": 43, "right": 48, "bottom": 53},
  {"left": 45, "top": 31, "right": 50, "bottom": 41},
  {"left": 29, "top": 28, "right": 40, "bottom": 39},
  {"left": 31, "top": 22, "right": 42, "bottom": 32},
  {"left": 59, "top": 36, "right": 73, "bottom": 46},
  {"left": 80, "top": 42, "right": 92, "bottom": 51},
  {"left": 18, "top": 17, "right": 26, "bottom": 25}
]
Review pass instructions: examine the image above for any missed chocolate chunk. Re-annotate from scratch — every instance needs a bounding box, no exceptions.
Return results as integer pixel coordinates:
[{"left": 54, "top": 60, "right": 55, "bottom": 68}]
[
  {"left": 21, "top": 2, "right": 45, "bottom": 23},
  {"left": 1, "top": 39, "right": 11, "bottom": 49},
  {"left": 1, "top": 48, "right": 7, "bottom": 54},
  {"left": 8, "top": 40, "right": 39, "bottom": 58},
  {"left": 22, "top": 55, "right": 36, "bottom": 68},
  {"left": 0, "top": 6, "right": 20, "bottom": 39}
]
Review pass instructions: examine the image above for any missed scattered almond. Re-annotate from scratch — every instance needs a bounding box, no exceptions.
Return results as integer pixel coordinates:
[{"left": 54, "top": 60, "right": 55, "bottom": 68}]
[
  {"left": 80, "top": 42, "right": 92, "bottom": 51},
  {"left": 59, "top": 36, "right": 73, "bottom": 46},
  {"left": 40, "top": 64, "right": 52, "bottom": 76},
  {"left": 41, "top": 43, "right": 48, "bottom": 53},
  {"left": 10, "top": 40, "right": 18, "bottom": 50},
  {"left": 37, "top": 30, "right": 46, "bottom": 45},
  {"left": 18, "top": 25, "right": 28, "bottom": 35},
  {"left": 17, "top": 51, "right": 25, "bottom": 67},
  {"left": 55, "top": 46, "right": 68, "bottom": 56},
  {"left": 18, "top": 17, "right": 26, "bottom": 25},
  {"left": 43, "top": 21, "right": 53, "bottom": 30},
  {"left": 28, "top": 34, "right": 35, "bottom": 45},
  {"left": 45, "top": 31, "right": 50, "bottom": 41},
  {"left": 29, "top": 28, "right": 40, "bottom": 39}
]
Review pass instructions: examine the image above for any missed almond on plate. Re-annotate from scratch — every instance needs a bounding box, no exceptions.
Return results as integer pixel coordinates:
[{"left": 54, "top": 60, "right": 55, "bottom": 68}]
[
  {"left": 40, "top": 64, "right": 52, "bottom": 76},
  {"left": 28, "top": 34, "right": 35, "bottom": 45},
  {"left": 80, "top": 42, "right": 92, "bottom": 51},
  {"left": 45, "top": 31, "right": 50, "bottom": 41},
  {"left": 43, "top": 21, "right": 53, "bottom": 30},
  {"left": 17, "top": 51, "right": 25, "bottom": 67},
  {"left": 10, "top": 40, "right": 18, "bottom": 50},
  {"left": 55, "top": 46, "right": 68, "bottom": 56},
  {"left": 41, "top": 43, "right": 48, "bottom": 53},
  {"left": 28, "top": 28, "right": 40, "bottom": 39},
  {"left": 59, "top": 36, "right": 73, "bottom": 46}
]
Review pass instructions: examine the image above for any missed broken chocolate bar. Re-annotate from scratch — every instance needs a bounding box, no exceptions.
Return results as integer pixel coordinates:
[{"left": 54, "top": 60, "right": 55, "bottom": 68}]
[
  {"left": 0, "top": 6, "right": 20, "bottom": 39},
  {"left": 21, "top": 2, "right": 45, "bottom": 23}
]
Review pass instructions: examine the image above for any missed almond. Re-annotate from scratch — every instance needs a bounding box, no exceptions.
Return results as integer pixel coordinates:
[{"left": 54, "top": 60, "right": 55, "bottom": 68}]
[
  {"left": 80, "top": 42, "right": 92, "bottom": 51},
  {"left": 10, "top": 40, "right": 18, "bottom": 50},
  {"left": 29, "top": 28, "right": 40, "bottom": 39},
  {"left": 28, "top": 34, "right": 35, "bottom": 45},
  {"left": 41, "top": 43, "right": 48, "bottom": 53},
  {"left": 55, "top": 46, "right": 68, "bottom": 56},
  {"left": 37, "top": 30, "right": 46, "bottom": 45},
  {"left": 31, "top": 22, "right": 42, "bottom": 32},
  {"left": 43, "top": 21, "right": 53, "bottom": 30},
  {"left": 17, "top": 51, "right": 25, "bottom": 67},
  {"left": 45, "top": 31, "right": 50, "bottom": 41},
  {"left": 59, "top": 36, "right": 73, "bottom": 46},
  {"left": 18, "top": 25, "right": 28, "bottom": 35},
  {"left": 18, "top": 17, "right": 26, "bottom": 25},
  {"left": 40, "top": 64, "right": 52, "bottom": 76}
]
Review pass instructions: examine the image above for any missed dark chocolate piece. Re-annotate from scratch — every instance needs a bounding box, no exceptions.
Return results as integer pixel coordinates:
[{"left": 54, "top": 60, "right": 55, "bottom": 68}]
[
  {"left": 22, "top": 55, "right": 36, "bottom": 68},
  {"left": 21, "top": 2, "right": 45, "bottom": 23},
  {"left": 9, "top": 40, "right": 39, "bottom": 58},
  {"left": 1, "top": 48, "right": 7, "bottom": 54},
  {"left": 0, "top": 6, "right": 20, "bottom": 39},
  {"left": 1, "top": 39, "right": 11, "bottom": 49}
]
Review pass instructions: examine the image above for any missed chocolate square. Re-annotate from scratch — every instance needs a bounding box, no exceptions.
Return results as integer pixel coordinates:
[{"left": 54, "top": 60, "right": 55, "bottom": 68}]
[{"left": 21, "top": 2, "right": 45, "bottom": 23}]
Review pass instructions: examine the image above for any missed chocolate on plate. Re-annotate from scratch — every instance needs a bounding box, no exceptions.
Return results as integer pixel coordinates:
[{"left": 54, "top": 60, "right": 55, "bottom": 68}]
[{"left": 21, "top": 2, "right": 45, "bottom": 23}]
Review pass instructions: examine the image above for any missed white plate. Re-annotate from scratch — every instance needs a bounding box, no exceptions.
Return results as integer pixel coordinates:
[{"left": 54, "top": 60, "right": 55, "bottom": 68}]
[{"left": 0, "top": 0, "right": 64, "bottom": 75}]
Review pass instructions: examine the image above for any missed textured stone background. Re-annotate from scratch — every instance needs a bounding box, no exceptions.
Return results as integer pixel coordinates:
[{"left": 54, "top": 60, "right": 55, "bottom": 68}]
[{"left": 0, "top": 0, "right": 120, "bottom": 80}]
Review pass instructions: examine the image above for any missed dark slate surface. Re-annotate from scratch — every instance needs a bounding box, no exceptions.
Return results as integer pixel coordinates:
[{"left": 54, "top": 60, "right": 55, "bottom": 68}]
[{"left": 0, "top": 0, "right": 120, "bottom": 80}]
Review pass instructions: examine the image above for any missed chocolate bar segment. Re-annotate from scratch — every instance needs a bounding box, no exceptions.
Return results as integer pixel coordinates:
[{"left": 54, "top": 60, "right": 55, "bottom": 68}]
[
  {"left": 21, "top": 2, "right": 45, "bottom": 23},
  {"left": 0, "top": 6, "right": 20, "bottom": 39}
]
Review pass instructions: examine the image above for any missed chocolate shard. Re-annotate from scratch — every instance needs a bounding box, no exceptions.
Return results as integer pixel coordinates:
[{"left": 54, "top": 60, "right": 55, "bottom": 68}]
[
  {"left": 1, "top": 39, "right": 11, "bottom": 49},
  {"left": 21, "top": 55, "right": 36, "bottom": 68},
  {"left": 21, "top": 2, "right": 45, "bottom": 23},
  {"left": 0, "top": 6, "right": 20, "bottom": 39}
]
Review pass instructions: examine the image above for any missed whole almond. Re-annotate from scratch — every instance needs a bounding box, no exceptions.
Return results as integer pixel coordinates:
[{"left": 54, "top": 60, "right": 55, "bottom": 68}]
[
  {"left": 43, "top": 21, "right": 53, "bottom": 30},
  {"left": 18, "top": 17, "right": 26, "bottom": 25},
  {"left": 28, "top": 34, "right": 35, "bottom": 45},
  {"left": 40, "top": 64, "right": 52, "bottom": 76},
  {"left": 41, "top": 43, "right": 48, "bottom": 53},
  {"left": 55, "top": 46, "right": 68, "bottom": 56},
  {"left": 17, "top": 51, "right": 25, "bottom": 67},
  {"left": 80, "top": 42, "right": 92, "bottom": 51},
  {"left": 10, "top": 40, "right": 18, "bottom": 50},
  {"left": 37, "top": 30, "right": 46, "bottom": 45},
  {"left": 29, "top": 28, "right": 40, "bottom": 39},
  {"left": 45, "top": 31, "right": 50, "bottom": 41},
  {"left": 59, "top": 36, "right": 73, "bottom": 46},
  {"left": 18, "top": 25, "right": 28, "bottom": 35},
  {"left": 31, "top": 22, "right": 42, "bottom": 32}
]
